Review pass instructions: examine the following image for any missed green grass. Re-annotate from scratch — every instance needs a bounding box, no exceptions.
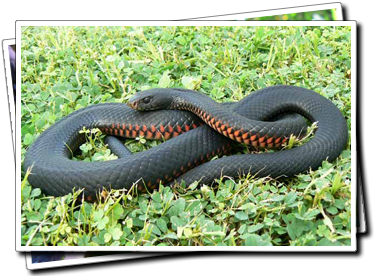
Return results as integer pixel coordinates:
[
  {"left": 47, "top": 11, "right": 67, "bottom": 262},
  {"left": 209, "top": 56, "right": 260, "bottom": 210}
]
[
  {"left": 21, "top": 26, "right": 352, "bottom": 246},
  {"left": 247, "top": 9, "right": 338, "bottom": 21}
]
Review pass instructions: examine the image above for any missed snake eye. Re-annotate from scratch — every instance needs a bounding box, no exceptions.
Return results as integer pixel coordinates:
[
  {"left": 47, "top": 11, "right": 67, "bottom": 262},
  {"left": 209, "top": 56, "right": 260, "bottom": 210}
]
[{"left": 142, "top": 97, "right": 151, "bottom": 104}]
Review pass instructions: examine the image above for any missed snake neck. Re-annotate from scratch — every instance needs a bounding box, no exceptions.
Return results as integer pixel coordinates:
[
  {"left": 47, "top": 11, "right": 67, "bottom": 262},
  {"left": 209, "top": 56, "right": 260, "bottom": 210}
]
[
  {"left": 168, "top": 91, "right": 250, "bottom": 143},
  {"left": 167, "top": 89, "right": 304, "bottom": 149}
]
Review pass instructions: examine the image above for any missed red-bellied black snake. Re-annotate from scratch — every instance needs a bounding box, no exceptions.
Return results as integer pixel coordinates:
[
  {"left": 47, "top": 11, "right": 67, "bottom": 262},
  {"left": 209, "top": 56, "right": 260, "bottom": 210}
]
[{"left": 23, "top": 85, "right": 348, "bottom": 200}]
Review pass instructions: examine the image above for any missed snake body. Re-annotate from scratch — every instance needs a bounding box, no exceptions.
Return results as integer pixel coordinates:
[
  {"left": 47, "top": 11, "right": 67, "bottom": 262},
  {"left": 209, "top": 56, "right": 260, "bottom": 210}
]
[{"left": 23, "top": 85, "right": 348, "bottom": 200}]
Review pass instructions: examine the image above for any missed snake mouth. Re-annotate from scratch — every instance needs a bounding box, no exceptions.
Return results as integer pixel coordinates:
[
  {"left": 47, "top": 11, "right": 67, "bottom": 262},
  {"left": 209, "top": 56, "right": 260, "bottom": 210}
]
[{"left": 127, "top": 100, "right": 139, "bottom": 110}]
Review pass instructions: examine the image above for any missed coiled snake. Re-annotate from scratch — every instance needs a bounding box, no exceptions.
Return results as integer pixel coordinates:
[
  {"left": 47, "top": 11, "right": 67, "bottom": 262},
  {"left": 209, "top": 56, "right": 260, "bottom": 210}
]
[{"left": 23, "top": 85, "right": 348, "bottom": 200}]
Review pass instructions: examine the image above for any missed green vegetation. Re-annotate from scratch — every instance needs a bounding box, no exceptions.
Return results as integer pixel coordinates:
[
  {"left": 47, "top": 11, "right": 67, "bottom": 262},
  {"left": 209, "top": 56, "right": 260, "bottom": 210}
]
[
  {"left": 247, "top": 9, "right": 338, "bottom": 21},
  {"left": 21, "top": 26, "right": 352, "bottom": 246}
]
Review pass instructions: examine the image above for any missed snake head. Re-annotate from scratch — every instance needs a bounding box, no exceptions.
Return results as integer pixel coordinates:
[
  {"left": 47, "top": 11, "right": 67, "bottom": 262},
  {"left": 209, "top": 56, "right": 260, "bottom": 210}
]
[{"left": 128, "top": 89, "right": 174, "bottom": 111}]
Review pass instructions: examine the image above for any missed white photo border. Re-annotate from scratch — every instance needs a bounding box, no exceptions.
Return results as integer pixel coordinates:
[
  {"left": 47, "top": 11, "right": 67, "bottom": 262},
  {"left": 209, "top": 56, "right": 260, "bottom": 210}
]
[
  {"left": 2, "top": 38, "right": 15, "bottom": 152},
  {"left": 26, "top": 252, "right": 168, "bottom": 270}
]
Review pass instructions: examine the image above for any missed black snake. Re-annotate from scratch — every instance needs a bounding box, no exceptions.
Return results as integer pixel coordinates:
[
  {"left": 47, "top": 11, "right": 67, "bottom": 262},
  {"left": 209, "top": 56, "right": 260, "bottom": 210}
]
[{"left": 23, "top": 85, "right": 348, "bottom": 200}]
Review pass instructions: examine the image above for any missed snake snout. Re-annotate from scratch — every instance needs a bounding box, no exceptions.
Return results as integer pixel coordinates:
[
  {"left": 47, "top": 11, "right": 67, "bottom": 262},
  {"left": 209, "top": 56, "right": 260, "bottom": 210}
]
[{"left": 127, "top": 101, "right": 138, "bottom": 110}]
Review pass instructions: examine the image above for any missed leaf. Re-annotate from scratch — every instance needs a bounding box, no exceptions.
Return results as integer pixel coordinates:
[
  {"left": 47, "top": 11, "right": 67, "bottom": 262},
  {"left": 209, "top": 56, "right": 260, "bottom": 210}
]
[
  {"left": 92, "top": 235, "right": 105, "bottom": 245},
  {"left": 286, "top": 218, "right": 313, "bottom": 240},
  {"left": 139, "top": 200, "right": 148, "bottom": 213},
  {"left": 244, "top": 234, "right": 272, "bottom": 246},
  {"left": 177, "top": 226, "right": 184, "bottom": 238},
  {"left": 41, "top": 226, "right": 49, "bottom": 233},
  {"left": 168, "top": 198, "right": 186, "bottom": 217},
  {"left": 126, "top": 218, "right": 133, "bottom": 228},
  {"left": 235, "top": 211, "right": 248, "bottom": 221},
  {"left": 323, "top": 217, "right": 335, "bottom": 233},
  {"left": 158, "top": 71, "right": 171, "bottom": 88},
  {"left": 27, "top": 104, "right": 37, "bottom": 112},
  {"left": 317, "top": 238, "right": 340, "bottom": 246},
  {"left": 183, "top": 228, "right": 193, "bottom": 238},
  {"left": 93, "top": 210, "right": 104, "bottom": 221},
  {"left": 112, "top": 204, "right": 124, "bottom": 220},
  {"left": 294, "top": 209, "right": 320, "bottom": 221},
  {"left": 22, "top": 185, "right": 32, "bottom": 201},
  {"left": 80, "top": 143, "right": 92, "bottom": 153},
  {"left": 104, "top": 233, "right": 112, "bottom": 243},
  {"left": 326, "top": 206, "right": 338, "bottom": 215},
  {"left": 156, "top": 218, "right": 168, "bottom": 233},
  {"left": 181, "top": 76, "right": 201, "bottom": 90},
  {"left": 269, "top": 186, "right": 278, "bottom": 193},
  {"left": 334, "top": 199, "right": 346, "bottom": 210},
  {"left": 108, "top": 227, "right": 123, "bottom": 240},
  {"left": 238, "top": 224, "right": 247, "bottom": 234},
  {"left": 74, "top": 211, "right": 84, "bottom": 221},
  {"left": 33, "top": 199, "right": 42, "bottom": 211},
  {"left": 151, "top": 224, "right": 162, "bottom": 236},
  {"left": 98, "top": 217, "right": 109, "bottom": 230},
  {"left": 175, "top": 36, "right": 187, "bottom": 45},
  {"left": 170, "top": 216, "right": 188, "bottom": 229},
  {"left": 77, "top": 235, "right": 90, "bottom": 246},
  {"left": 40, "top": 91, "right": 49, "bottom": 101},
  {"left": 23, "top": 133, "right": 34, "bottom": 146},
  {"left": 284, "top": 191, "right": 297, "bottom": 205},
  {"left": 331, "top": 173, "right": 344, "bottom": 194},
  {"left": 186, "top": 200, "right": 203, "bottom": 216},
  {"left": 151, "top": 192, "right": 162, "bottom": 203},
  {"left": 161, "top": 232, "right": 178, "bottom": 240},
  {"left": 117, "top": 61, "right": 125, "bottom": 70},
  {"left": 106, "top": 55, "right": 116, "bottom": 62},
  {"left": 238, "top": 203, "right": 251, "bottom": 210},
  {"left": 248, "top": 223, "right": 264, "bottom": 233},
  {"left": 68, "top": 92, "right": 78, "bottom": 102},
  {"left": 182, "top": 76, "right": 192, "bottom": 88},
  {"left": 30, "top": 188, "right": 41, "bottom": 198},
  {"left": 26, "top": 211, "right": 43, "bottom": 222}
]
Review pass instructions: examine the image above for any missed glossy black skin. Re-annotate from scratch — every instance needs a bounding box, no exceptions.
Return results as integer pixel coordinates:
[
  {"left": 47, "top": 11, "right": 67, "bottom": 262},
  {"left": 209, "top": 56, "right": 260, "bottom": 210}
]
[{"left": 23, "top": 86, "right": 348, "bottom": 199}]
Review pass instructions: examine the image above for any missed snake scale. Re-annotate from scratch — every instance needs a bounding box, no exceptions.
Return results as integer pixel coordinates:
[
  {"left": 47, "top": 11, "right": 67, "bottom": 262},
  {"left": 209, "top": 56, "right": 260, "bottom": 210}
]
[{"left": 23, "top": 85, "right": 348, "bottom": 200}]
